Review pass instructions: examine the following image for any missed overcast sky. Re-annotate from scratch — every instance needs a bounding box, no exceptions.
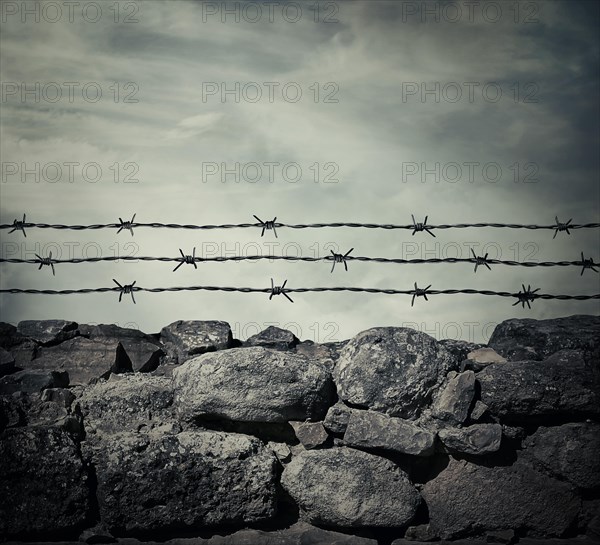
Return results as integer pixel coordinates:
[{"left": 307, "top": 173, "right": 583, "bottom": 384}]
[{"left": 1, "top": 0, "right": 599, "bottom": 343}]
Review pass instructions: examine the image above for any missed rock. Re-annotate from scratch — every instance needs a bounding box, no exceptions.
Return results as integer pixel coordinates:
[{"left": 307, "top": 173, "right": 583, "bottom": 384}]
[
  {"left": 0, "top": 321, "right": 27, "bottom": 349},
  {"left": 488, "top": 315, "right": 600, "bottom": 361},
  {"left": 41, "top": 387, "right": 75, "bottom": 408},
  {"left": 333, "top": 327, "right": 455, "bottom": 419},
  {"left": 486, "top": 529, "right": 516, "bottom": 544},
  {"left": 0, "top": 347, "right": 15, "bottom": 377},
  {"left": 281, "top": 447, "right": 420, "bottom": 527},
  {"left": 28, "top": 337, "right": 132, "bottom": 385},
  {"left": 438, "top": 424, "right": 502, "bottom": 455},
  {"left": 79, "top": 524, "right": 116, "bottom": 543},
  {"left": 403, "top": 523, "right": 437, "bottom": 541},
  {"left": 173, "top": 347, "right": 334, "bottom": 423},
  {"left": 17, "top": 319, "right": 78, "bottom": 345},
  {"left": 84, "top": 430, "right": 277, "bottom": 532},
  {"left": 422, "top": 456, "right": 580, "bottom": 538},
  {"left": 78, "top": 324, "right": 164, "bottom": 373},
  {"left": 0, "top": 369, "right": 69, "bottom": 395},
  {"left": 461, "top": 347, "right": 507, "bottom": 372},
  {"left": 78, "top": 374, "right": 175, "bottom": 435},
  {"left": 502, "top": 425, "right": 525, "bottom": 441},
  {"left": 267, "top": 441, "right": 292, "bottom": 463},
  {"left": 292, "top": 421, "right": 329, "bottom": 449},
  {"left": 323, "top": 401, "right": 355, "bottom": 434},
  {"left": 160, "top": 320, "right": 233, "bottom": 364},
  {"left": 470, "top": 400, "right": 489, "bottom": 421},
  {"left": 522, "top": 422, "right": 600, "bottom": 489},
  {"left": 295, "top": 340, "right": 340, "bottom": 371},
  {"left": 0, "top": 394, "right": 26, "bottom": 430},
  {"left": 438, "top": 339, "right": 485, "bottom": 364},
  {"left": 344, "top": 410, "right": 436, "bottom": 457},
  {"left": 478, "top": 350, "right": 600, "bottom": 420},
  {"left": 431, "top": 370, "right": 475, "bottom": 424},
  {"left": 0, "top": 426, "right": 90, "bottom": 538},
  {"left": 246, "top": 326, "right": 299, "bottom": 350},
  {"left": 0, "top": 323, "right": 38, "bottom": 368}
]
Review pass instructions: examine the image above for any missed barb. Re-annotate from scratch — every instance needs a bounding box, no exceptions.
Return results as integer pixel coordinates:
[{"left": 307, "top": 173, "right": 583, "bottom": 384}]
[
  {"left": 512, "top": 284, "right": 540, "bottom": 309},
  {"left": 117, "top": 214, "right": 136, "bottom": 236},
  {"left": 579, "top": 252, "right": 598, "bottom": 276},
  {"left": 112, "top": 279, "right": 137, "bottom": 304},
  {"left": 269, "top": 278, "right": 293, "bottom": 303},
  {"left": 411, "top": 214, "right": 436, "bottom": 237},
  {"left": 553, "top": 216, "right": 572, "bottom": 239},
  {"left": 9, "top": 214, "right": 27, "bottom": 237},
  {"left": 411, "top": 282, "right": 431, "bottom": 306},
  {"left": 253, "top": 215, "right": 278, "bottom": 238},
  {"left": 470, "top": 248, "right": 492, "bottom": 273},
  {"left": 329, "top": 248, "right": 354, "bottom": 273},
  {"left": 173, "top": 248, "right": 197, "bottom": 272},
  {"left": 35, "top": 252, "right": 55, "bottom": 276}
]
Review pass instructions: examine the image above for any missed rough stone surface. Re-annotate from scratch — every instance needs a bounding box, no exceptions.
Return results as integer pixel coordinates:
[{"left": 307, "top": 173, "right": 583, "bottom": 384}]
[
  {"left": 478, "top": 350, "right": 600, "bottom": 420},
  {"left": 0, "top": 346, "right": 15, "bottom": 377},
  {"left": 323, "top": 401, "right": 355, "bottom": 434},
  {"left": 245, "top": 326, "right": 299, "bottom": 351},
  {"left": 422, "top": 456, "right": 581, "bottom": 538},
  {"left": 84, "top": 430, "right": 277, "bottom": 532},
  {"left": 281, "top": 447, "right": 420, "bottom": 527},
  {"left": 470, "top": 400, "right": 489, "bottom": 421},
  {"left": 160, "top": 320, "right": 233, "bottom": 364},
  {"left": 431, "top": 370, "right": 475, "bottom": 424},
  {"left": 0, "top": 426, "right": 90, "bottom": 538},
  {"left": 522, "top": 422, "right": 600, "bottom": 489},
  {"left": 344, "top": 410, "right": 436, "bottom": 456},
  {"left": 461, "top": 347, "right": 506, "bottom": 372},
  {"left": 488, "top": 315, "right": 600, "bottom": 362},
  {"left": 292, "top": 421, "right": 329, "bottom": 449},
  {"left": 17, "top": 319, "right": 79, "bottom": 345},
  {"left": 0, "top": 369, "right": 69, "bottom": 395},
  {"left": 438, "top": 339, "right": 485, "bottom": 364},
  {"left": 295, "top": 340, "right": 344, "bottom": 371},
  {"left": 333, "top": 327, "right": 456, "bottom": 419},
  {"left": 438, "top": 424, "right": 502, "bottom": 455},
  {"left": 173, "top": 347, "right": 333, "bottom": 423}
]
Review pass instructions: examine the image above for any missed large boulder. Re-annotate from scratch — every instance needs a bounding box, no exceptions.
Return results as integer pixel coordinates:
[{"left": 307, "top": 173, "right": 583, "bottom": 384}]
[
  {"left": 17, "top": 320, "right": 78, "bottom": 346},
  {"left": 84, "top": 430, "right": 277, "bottom": 532},
  {"left": 160, "top": 320, "right": 233, "bottom": 364},
  {"left": 522, "top": 422, "right": 600, "bottom": 489},
  {"left": 478, "top": 350, "right": 600, "bottom": 420},
  {"left": 488, "top": 315, "right": 600, "bottom": 362},
  {"left": 344, "top": 410, "right": 436, "bottom": 456},
  {"left": 0, "top": 426, "right": 90, "bottom": 538},
  {"left": 0, "top": 369, "right": 69, "bottom": 395},
  {"left": 422, "top": 456, "right": 581, "bottom": 538},
  {"left": 245, "top": 326, "right": 299, "bottom": 351},
  {"left": 438, "top": 424, "right": 502, "bottom": 455},
  {"left": 333, "top": 328, "right": 455, "bottom": 419},
  {"left": 173, "top": 347, "right": 333, "bottom": 423},
  {"left": 281, "top": 447, "right": 420, "bottom": 527}
]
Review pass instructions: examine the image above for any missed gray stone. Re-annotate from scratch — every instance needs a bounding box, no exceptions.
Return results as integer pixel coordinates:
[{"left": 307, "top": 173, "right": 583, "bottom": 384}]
[
  {"left": 470, "top": 400, "right": 489, "bottom": 421},
  {"left": 438, "top": 424, "right": 502, "bottom": 455},
  {"left": 0, "top": 322, "right": 38, "bottom": 368},
  {"left": 461, "top": 347, "right": 507, "bottom": 372},
  {"left": 422, "top": 456, "right": 580, "bottom": 538},
  {"left": 488, "top": 315, "right": 600, "bottom": 362},
  {"left": 281, "top": 447, "right": 420, "bottom": 527},
  {"left": 78, "top": 374, "right": 175, "bottom": 435},
  {"left": 28, "top": 337, "right": 133, "bottom": 385},
  {"left": 17, "top": 319, "right": 78, "bottom": 345},
  {"left": 246, "top": 326, "right": 299, "bottom": 350},
  {"left": 0, "top": 426, "right": 90, "bottom": 538},
  {"left": 267, "top": 441, "right": 292, "bottom": 463},
  {"left": 323, "top": 401, "right": 355, "bottom": 434},
  {"left": 295, "top": 340, "right": 340, "bottom": 371},
  {"left": 431, "top": 370, "right": 475, "bottom": 424},
  {"left": 292, "top": 421, "right": 329, "bottom": 449},
  {"left": 438, "top": 339, "right": 485, "bottom": 364},
  {"left": 478, "top": 350, "right": 600, "bottom": 420},
  {"left": 0, "top": 321, "right": 25, "bottom": 349},
  {"left": 83, "top": 430, "right": 277, "bottom": 532},
  {"left": 0, "top": 347, "right": 15, "bottom": 377},
  {"left": 333, "top": 327, "right": 455, "bottom": 419},
  {"left": 486, "top": 529, "right": 516, "bottom": 544},
  {"left": 0, "top": 369, "right": 69, "bottom": 395},
  {"left": 344, "top": 410, "right": 436, "bottom": 456},
  {"left": 160, "top": 320, "right": 233, "bottom": 364},
  {"left": 403, "top": 523, "right": 437, "bottom": 541},
  {"left": 173, "top": 347, "right": 333, "bottom": 423},
  {"left": 41, "top": 387, "right": 75, "bottom": 408},
  {"left": 522, "top": 422, "right": 600, "bottom": 489}
]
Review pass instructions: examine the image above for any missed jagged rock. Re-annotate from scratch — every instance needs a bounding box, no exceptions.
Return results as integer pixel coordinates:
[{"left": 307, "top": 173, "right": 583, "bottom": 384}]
[
  {"left": 281, "top": 447, "right": 420, "bottom": 527},
  {"left": 173, "top": 347, "right": 333, "bottom": 423},
  {"left": 160, "top": 320, "right": 234, "bottom": 364},
  {"left": 41, "top": 387, "right": 75, "bottom": 408},
  {"left": 470, "top": 400, "right": 489, "bottom": 421},
  {"left": 438, "top": 339, "right": 485, "bottom": 364},
  {"left": 245, "top": 326, "right": 299, "bottom": 350},
  {"left": 522, "top": 422, "right": 600, "bottom": 489},
  {"left": 0, "top": 323, "right": 37, "bottom": 367},
  {"left": 17, "top": 319, "right": 78, "bottom": 345},
  {"left": 344, "top": 410, "right": 436, "bottom": 456},
  {"left": 28, "top": 337, "right": 132, "bottom": 385},
  {"left": 488, "top": 315, "right": 600, "bottom": 361},
  {"left": 461, "top": 347, "right": 506, "bottom": 372},
  {"left": 295, "top": 340, "right": 340, "bottom": 371},
  {"left": 438, "top": 424, "right": 502, "bottom": 455},
  {"left": 403, "top": 523, "right": 437, "bottom": 541},
  {"left": 333, "top": 327, "right": 455, "bottom": 419},
  {"left": 78, "top": 324, "right": 164, "bottom": 373},
  {"left": 422, "top": 456, "right": 580, "bottom": 538},
  {"left": 0, "top": 369, "right": 69, "bottom": 395},
  {"left": 292, "top": 421, "right": 329, "bottom": 449},
  {"left": 478, "top": 350, "right": 600, "bottom": 420},
  {"left": 0, "top": 322, "right": 27, "bottom": 349},
  {"left": 267, "top": 441, "right": 292, "bottom": 463},
  {"left": 0, "top": 347, "right": 15, "bottom": 377},
  {"left": 0, "top": 426, "right": 90, "bottom": 538},
  {"left": 323, "top": 401, "right": 355, "bottom": 434},
  {"left": 431, "top": 370, "right": 475, "bottom": 424},
  {"left": 502, "top": 425, "right": 525, "bottom": 441},
  {"left": 84, "top": 430, "right": 277, "bottom": 532},
  {"left": 78, "top": 374, "right": 175, "bottom": 434},
  {"left": 486, "top": 529, "right": 516, "bottom": 544}
]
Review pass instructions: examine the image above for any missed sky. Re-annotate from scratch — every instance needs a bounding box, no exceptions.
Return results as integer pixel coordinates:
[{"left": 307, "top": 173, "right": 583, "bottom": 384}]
[{"left": 1, "top": 0, "right": 599, "bottom": 344}]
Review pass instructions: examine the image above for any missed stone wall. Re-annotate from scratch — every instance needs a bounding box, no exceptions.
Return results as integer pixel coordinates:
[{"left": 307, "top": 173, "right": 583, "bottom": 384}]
[{"left": 0, "top": 315, "right": 599, "bottom": 545}]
